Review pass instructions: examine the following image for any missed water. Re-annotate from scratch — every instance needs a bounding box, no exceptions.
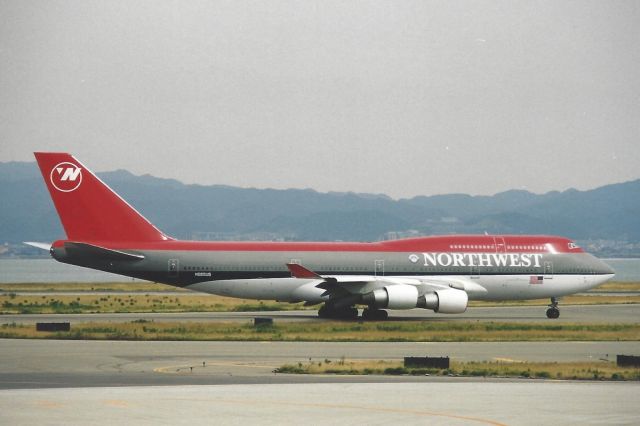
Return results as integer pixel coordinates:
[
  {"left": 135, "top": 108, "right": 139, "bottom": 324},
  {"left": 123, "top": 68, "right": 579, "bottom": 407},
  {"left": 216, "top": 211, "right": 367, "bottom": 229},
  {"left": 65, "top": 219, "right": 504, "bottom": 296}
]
[
  {"left": 602, "top": 259, "right": 640, "bottom": 282},
  {"left": 0, "top": 258, "right": 138, "bottom": 283},
  {"left": 1, "top": 258, "right": 639, "bottom": 283}
]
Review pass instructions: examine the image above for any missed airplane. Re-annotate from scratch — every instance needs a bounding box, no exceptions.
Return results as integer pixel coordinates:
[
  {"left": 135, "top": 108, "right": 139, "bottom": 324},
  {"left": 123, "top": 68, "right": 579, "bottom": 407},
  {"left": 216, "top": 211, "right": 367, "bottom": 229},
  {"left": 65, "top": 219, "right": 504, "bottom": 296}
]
[{"left": 28, "top": 152, "right": 615, "bottom": 320}]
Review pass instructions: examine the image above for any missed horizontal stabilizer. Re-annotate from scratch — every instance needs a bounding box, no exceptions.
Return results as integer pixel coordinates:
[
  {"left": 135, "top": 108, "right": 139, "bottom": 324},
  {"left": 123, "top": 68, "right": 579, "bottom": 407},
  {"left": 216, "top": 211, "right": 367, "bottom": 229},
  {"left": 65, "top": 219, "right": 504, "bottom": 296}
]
[
  {"left": 64, "top": 242, "right": 145, "bottom": 261},
  {"left": 24, "top": 242, "right": 52, "bottom": 251}
]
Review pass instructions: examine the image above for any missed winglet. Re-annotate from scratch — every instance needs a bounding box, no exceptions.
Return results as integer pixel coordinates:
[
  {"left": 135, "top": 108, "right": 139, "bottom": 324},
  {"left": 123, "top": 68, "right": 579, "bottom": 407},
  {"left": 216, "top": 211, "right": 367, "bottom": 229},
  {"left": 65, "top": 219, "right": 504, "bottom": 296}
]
[{"left": 286, "top": 263, "right": 322, "bottom": 279}]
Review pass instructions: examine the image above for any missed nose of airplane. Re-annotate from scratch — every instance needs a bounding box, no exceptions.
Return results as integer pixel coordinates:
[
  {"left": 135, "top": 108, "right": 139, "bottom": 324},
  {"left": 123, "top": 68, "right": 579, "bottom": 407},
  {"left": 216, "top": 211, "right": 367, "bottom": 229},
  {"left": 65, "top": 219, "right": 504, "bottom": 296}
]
[
  {"left": 582, "top": 257, "right": 616, "bottom": 290},
  {"left": 596, "top": 259, "right": 616, "bottom": 276}
]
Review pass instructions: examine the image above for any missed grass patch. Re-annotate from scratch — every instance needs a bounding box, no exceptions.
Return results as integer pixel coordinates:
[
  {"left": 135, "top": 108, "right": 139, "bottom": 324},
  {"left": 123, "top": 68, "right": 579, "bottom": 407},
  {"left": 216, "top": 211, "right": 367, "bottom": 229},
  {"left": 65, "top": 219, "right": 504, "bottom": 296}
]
[
  {"left": 470, "top": 294, "right": 640, "bottom": 307},
  {"left": 2, "top": 280, "right": 637, "bottom": 293},
  {"left": 275, "top": 358, "right": 640, "bottom": 381},
  {"left": 0, "top": 282, "right": 185, "bottom": 292},
  {"left": 594, "top": 281, "right": 640, "bottom": 292},
  {"left": 1, "top": 320, "right": 638, "bottom": 342},
  {"left": 1, "top": 280, "right": 638, "bottom": 315},
  {"left": 0, "top": 293, "right": 306, "bottom": 314}
]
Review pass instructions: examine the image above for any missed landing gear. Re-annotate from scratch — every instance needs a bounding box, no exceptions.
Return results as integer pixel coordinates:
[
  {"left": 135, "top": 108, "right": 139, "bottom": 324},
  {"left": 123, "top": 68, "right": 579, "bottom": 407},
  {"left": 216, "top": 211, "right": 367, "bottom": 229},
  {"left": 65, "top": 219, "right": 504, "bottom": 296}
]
[
  {"left": 318, "top": 304, "right": 358, "bottom": 320},
  {"left": 317, "top": 304, "right": 390, "bottom": 321},
  {"left": 361, "top": 308, "right": 388, "bottom": 321},
  {"left": 546, "top": 297, "right": 560, "bottom": 319}
]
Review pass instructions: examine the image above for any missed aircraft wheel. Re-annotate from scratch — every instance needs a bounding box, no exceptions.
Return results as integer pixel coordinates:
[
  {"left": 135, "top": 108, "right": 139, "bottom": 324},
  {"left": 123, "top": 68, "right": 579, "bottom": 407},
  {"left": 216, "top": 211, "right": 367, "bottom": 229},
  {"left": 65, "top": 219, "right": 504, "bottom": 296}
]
[
  {"left": 375, "top": 310, "right": 389, "bottom": 320},
  {"left": 318, "top": 305, "right": 330, "bottom": 318},
  {"left": 362, "top": 308, "right": 388, "bottom": 321},
  {"left": 546, "top": 297, "right": 560, "bottom": 319},
  {"left": 348, "top": 307, "right": 359, "bottom": 319},
  {"left": 546, "top": 307, "right": 560, "bottom": 319},
  {"left": 318, "top": 304, "right": 358, "bottom": 320}
]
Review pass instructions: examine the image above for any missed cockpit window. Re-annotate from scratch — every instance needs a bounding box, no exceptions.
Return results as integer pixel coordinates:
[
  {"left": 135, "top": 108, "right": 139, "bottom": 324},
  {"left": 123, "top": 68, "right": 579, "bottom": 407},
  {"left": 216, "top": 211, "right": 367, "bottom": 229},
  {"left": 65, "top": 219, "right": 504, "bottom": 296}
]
[{"left": 568, "top": 242, "right": 579, "bottom": 250}]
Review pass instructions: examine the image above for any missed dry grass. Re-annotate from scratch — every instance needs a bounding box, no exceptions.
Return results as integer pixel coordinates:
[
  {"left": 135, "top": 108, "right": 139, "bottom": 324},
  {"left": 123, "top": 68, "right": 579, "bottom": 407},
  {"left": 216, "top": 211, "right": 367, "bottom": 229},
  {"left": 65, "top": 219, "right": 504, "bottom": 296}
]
[
  {"left": 2, "top": 293, "right": 638, "bottom": 315},
  {"left": 0, "top": 293, "right": 306, "bottom": 314},
  {"left": 276, "top": 358, "right": 640, "bottom": 381},
  {"left": 1, "top": 281, "right": 638, "bottom": 314},
  {"left": 470, "top": 294, "right": 640, "bottom": 307},
  {"left": 2, "top": 280, "right": 637, "bottom": 293},
  {"left": 1, "top": 320, "right": 638, "bottom": 342},
  {"left": 595, "top": 281, "right": 640, "bottom": 291},
  {"left": 0, "top": 282, "right": 185, "bottom": 292}
]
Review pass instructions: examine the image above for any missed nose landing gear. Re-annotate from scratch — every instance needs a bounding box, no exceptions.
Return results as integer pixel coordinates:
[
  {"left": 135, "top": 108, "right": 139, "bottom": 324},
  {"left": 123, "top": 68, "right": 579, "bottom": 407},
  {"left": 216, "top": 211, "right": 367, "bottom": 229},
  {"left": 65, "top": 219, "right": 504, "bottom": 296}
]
[{"left": 546, "top": 297, "right": 560, "bottom": 319}]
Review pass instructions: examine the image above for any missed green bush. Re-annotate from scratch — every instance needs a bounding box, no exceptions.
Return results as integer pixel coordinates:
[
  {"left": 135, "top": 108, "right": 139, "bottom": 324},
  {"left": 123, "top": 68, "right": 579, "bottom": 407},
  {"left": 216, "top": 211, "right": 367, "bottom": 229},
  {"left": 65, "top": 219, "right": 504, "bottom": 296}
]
[{"left": 384, "top": 367, "right": 408, "bottom": 375}]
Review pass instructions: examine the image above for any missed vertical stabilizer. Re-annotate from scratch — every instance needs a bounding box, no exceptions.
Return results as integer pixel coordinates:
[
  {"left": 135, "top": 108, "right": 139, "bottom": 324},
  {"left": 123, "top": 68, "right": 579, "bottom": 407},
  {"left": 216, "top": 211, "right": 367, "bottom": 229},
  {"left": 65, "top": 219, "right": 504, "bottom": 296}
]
[{"left": 34, "top": 152, "right": 171, "bottom": 242}]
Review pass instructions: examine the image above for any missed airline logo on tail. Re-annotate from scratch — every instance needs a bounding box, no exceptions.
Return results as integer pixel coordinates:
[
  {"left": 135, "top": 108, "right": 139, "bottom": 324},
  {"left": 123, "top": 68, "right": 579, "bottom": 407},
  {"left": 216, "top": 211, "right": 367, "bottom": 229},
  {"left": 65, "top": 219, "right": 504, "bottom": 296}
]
[{"left": 50, "top": 162, "right": 82, "bottom": 192}]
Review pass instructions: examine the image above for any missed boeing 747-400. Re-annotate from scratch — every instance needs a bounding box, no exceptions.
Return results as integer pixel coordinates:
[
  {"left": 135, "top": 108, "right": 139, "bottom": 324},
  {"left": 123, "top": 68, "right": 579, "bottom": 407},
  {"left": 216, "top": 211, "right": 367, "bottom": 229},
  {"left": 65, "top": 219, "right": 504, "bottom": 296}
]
[{"left": 28, "top": 152, "right": 615, "bottom": 320}]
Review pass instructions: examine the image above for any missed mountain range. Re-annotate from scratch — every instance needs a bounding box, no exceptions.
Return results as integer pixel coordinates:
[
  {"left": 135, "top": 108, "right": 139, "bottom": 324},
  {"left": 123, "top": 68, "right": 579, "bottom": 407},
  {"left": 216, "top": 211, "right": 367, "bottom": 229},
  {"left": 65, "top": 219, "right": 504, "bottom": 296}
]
[{"left": 1, "top": 161, "right": 639, "bottom": 255}]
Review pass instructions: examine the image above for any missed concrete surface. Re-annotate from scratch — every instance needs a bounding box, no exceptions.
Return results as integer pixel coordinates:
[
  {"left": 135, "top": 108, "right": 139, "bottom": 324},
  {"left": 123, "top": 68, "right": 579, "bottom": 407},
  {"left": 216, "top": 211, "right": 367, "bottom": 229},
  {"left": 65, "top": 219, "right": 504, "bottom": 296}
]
[
  {"left": 2, "top": 303, "right": 639, "bottom": 324},
  {"left": 1, "top": 382, "right": 638, "bottom": 425}
]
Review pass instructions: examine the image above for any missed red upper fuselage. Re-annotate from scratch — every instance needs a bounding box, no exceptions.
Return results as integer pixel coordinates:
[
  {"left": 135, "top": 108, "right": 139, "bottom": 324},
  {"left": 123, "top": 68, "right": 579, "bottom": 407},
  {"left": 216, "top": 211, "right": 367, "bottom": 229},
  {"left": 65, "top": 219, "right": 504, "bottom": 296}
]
[{"left": 50, "top": 235, "right": 582, "bottom": 254}]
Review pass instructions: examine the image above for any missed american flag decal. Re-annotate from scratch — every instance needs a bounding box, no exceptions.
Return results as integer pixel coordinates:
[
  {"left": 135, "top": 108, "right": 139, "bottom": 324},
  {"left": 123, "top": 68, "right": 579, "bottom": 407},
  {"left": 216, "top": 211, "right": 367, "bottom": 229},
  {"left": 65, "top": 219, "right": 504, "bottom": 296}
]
[{"left": 530, "top": 275, "right": 544, "bottom": 284}]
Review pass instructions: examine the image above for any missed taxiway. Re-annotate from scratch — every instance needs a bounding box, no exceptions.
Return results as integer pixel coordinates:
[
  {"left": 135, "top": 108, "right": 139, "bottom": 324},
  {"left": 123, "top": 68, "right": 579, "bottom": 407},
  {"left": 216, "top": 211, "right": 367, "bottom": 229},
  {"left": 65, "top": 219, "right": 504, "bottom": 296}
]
[
  {"left": 1, "top": 304, "right": 638, "bottom": 424},
  {"left": 2, "top": 303, "right": 639, "bottom": 324}
]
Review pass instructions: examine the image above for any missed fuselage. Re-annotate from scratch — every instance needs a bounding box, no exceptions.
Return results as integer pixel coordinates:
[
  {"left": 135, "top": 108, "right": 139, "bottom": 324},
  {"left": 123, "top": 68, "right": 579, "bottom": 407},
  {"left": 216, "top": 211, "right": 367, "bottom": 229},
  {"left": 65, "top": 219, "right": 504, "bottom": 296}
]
[
  {"left": 34, "top": 152, "right": 615, "bottom": 318},
  {"left": 51, "top": 234, "right": 614, "bottom": 302}
]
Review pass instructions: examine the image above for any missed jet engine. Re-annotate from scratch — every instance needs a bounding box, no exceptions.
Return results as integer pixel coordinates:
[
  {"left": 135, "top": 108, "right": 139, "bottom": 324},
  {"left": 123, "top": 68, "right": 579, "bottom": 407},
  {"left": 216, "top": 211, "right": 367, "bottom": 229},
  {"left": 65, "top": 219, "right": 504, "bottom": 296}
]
[
  {"left": 417, "top": 288, "right": 468, "bottom": 314},
  {"left": 361, "top": 285, "right": 468, "bottom": 314},
  {"left": 361, "top": 284, "right": 419, "bottom": 309}
]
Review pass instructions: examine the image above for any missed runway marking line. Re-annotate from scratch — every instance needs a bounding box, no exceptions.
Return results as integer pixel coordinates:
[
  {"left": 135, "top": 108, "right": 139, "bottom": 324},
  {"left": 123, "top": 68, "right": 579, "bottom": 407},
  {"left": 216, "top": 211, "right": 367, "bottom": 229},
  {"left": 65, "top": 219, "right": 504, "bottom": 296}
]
[
  {"left": 167, "top": 396, "right": 507, "bottom": 426},
  {"left": 35, "top": 400, "right": 63, "bottom": 409},
  {"left": 154, "top": 361, "right": 278, "bottom": 374},
  {"left": 492, "top": 357, "right": 525, "bottom": 363},
  {"left": 103, "top": 400, "right": 130, "bottom": 408}
]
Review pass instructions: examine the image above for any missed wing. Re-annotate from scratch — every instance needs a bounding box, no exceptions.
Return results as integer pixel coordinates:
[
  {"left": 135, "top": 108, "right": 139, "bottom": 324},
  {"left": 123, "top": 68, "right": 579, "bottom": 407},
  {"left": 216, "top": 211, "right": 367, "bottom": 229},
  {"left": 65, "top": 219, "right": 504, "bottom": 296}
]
[
  {"left": 417, "top": 277, "right": 488, "bottom": 297},
  {"left": 286, "top": 263, "right": 487, "bottom": 303}
]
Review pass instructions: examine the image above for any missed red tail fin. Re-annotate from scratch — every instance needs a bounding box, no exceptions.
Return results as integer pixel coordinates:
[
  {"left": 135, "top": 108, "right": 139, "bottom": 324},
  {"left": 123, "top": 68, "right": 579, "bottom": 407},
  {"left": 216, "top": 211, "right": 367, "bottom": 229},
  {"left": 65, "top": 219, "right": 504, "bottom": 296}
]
[{"left": 34, "top": 152, "right": 171, "bottom": 242}]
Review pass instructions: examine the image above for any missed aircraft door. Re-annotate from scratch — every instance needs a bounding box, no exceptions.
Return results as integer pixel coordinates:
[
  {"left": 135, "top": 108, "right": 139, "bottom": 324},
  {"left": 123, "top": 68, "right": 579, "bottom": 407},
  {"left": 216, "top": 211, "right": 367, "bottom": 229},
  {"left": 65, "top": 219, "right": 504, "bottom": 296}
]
[
  {"left": 470, "top": 265, "right": 480, "bottom": 279},
  {"left": 168, "top": 259, "right": 179, "bottom": 277},
  {"left": 493, "top": 236, "right": 506, "bottom": 252},
  {"left": 544, "top": 261, "right": 553, "bottom": 279},
  {"left": 374, "top": 260, "right": 384, "bottom": 276}
]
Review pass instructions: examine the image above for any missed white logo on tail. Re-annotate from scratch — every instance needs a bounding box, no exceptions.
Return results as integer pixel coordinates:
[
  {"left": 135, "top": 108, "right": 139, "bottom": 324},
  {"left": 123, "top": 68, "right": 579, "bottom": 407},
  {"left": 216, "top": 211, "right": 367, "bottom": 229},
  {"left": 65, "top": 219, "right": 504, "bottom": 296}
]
[{"left": 50, "top": 162, "right": 82, "bottom": 192}]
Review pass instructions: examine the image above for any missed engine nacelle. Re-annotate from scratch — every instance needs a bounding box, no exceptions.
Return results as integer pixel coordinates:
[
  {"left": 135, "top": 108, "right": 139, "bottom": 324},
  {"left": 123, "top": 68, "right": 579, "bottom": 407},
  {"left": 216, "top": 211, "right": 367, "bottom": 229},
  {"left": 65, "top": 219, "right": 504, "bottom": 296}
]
[
  {"left": 361, "top": 284, "right": 419, "bottom": 310},
  {"left": 417, "top": 288, "right": 468, "bottom": 314}
]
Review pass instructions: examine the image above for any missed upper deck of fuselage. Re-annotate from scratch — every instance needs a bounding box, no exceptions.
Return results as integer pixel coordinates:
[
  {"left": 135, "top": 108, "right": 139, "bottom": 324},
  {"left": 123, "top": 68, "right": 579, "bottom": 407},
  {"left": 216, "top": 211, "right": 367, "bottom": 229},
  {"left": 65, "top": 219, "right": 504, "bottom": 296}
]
[{"left": 52, "top": 234, "right": 583, "bottom": 254}]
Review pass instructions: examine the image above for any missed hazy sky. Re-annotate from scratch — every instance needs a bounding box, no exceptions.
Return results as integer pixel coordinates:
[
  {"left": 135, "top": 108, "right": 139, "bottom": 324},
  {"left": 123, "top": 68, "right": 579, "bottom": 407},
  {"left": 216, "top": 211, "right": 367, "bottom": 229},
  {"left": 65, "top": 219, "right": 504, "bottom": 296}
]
[{"left": 1, "top": 1, "right": 639, "bottom": 198}]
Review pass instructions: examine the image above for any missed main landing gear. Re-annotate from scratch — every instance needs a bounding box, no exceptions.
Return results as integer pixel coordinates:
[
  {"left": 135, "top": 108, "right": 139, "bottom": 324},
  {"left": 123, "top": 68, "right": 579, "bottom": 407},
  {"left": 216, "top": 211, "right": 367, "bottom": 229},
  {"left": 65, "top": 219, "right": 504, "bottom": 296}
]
[
  {"left": 317, "top": 304, "right": 358, "bottom": 320},
  {"left": 546, "top": 297, "right": 560, "bottom": 319},
  {"left": 362, "top": 308, "right": 388, "bottom": 321},
  {"left": 317, "top": 304, "right": 389, "bottom": 321}
]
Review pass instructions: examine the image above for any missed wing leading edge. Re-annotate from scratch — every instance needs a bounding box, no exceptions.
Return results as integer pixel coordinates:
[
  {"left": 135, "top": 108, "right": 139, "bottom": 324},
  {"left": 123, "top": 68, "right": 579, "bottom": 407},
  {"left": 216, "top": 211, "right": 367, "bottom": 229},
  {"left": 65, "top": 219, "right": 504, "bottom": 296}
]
[{"left": 286, "top": 262, "right": 487, "bottom": 299}]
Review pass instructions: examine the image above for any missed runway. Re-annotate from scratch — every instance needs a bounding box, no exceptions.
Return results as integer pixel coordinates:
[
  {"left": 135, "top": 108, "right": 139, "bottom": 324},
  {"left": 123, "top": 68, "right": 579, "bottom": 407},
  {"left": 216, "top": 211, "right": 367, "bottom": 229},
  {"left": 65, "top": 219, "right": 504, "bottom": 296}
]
[
  {"left": 1, "top": 338, "right": 639, "bottom": 390},
  {"left": 2, "top": 382, "right": 638, "bottom": 425},
  {"left": 2, "top": 303, "right": 639, "bottom": 324},
  {"left": 1, "top": 304, "right": 639, "bottom": 424},
  {"left": 0, "top": 339, "right": 639, "bottom": 424}
]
